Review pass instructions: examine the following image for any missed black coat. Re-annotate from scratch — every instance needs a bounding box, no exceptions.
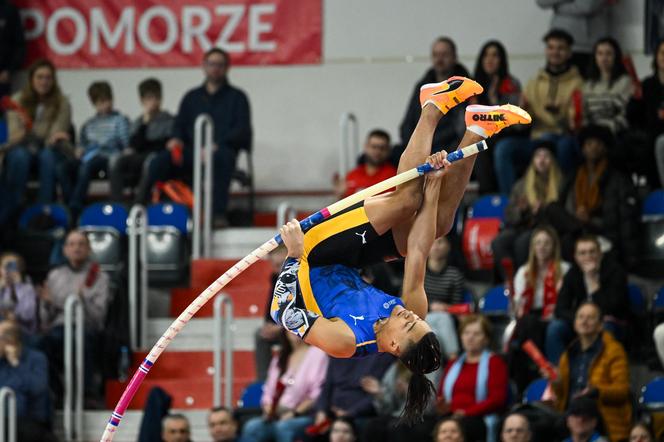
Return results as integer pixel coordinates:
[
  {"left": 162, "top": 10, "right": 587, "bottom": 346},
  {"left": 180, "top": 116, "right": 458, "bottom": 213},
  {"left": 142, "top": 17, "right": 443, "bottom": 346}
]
[{"left": 0, "top": 0, "right": 25, "bottom": 72}]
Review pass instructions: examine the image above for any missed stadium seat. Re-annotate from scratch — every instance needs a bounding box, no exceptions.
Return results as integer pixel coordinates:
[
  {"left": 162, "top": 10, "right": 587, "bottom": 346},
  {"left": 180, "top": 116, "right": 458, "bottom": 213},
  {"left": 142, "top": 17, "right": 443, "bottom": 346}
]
[
  {"left": 643, "top": 190, "right": 664, "bottom": 221},
  {"left": 639, "top": 190, "right": 664, "bottom": 277},
  {"left": 237, "top": 381, "right": 264, "bottom": 408},
  {"left": 479, "top": 285, "right": 510, "bottom": 316},
  {"left": 628, "top": 283, "right": 647, "bottom": 316},
  {"left": 146, "top": 203, "right": 190, "bottom": 283},
  {"left": 523, "top": 378, "right": 548, "bottom": 403},
  {"left": 468, "top": 194, "right": 509, "bottom": 221},
  {"left": 79, "top": 203, "right": 129, "bottom": 275},
  {"left": 640, "top": 377, "right": 664, "bottom": 411},
  {"left": 0, "top": 118, "right": 8, "bottom": 144}
]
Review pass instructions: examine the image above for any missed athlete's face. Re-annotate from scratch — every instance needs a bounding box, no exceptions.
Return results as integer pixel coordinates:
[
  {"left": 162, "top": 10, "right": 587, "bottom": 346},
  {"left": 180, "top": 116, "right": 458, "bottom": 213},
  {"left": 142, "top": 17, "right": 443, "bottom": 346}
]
[{"left": 380, "top": 305, "right": 432, "bottom": 356}]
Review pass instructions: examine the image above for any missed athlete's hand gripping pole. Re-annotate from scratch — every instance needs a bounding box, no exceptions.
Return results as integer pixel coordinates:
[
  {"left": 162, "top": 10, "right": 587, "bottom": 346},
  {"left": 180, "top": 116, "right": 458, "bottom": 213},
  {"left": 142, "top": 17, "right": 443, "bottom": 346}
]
[{"left": 99, "top": 139, "right": 488, "bottom": 441}]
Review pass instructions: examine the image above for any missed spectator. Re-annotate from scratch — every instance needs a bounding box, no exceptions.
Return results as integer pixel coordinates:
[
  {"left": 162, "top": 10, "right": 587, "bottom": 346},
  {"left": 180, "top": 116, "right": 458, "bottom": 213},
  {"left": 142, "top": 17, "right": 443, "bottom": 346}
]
[
  {"left": 109, "top": 78, "right": 174, "bottom": 204},
  {"left": 542, "top": 303, "right": 630, "bottom": 442},
  {"left": 254, "top": 246, "right": 287, "bottom": 382},
  {"left": 242, "top": 330, "right": 328, "bottom": 442},
  {"left": 562, "top": 396, "right": 609, "bottom": 442},
  {"left": 0, "top": 59, "right": 73, "bottom": 225},
  {"left": 473, "top": 40, "right": 524, "bottom": 194},
  {"left": 0, "top": 320, "right": 56, "bottom": 442},
  {"left": 492, "top": 141, "right": 563, "bottom": 275},
  {"left": 501, "top": 413, "right": 532, "bottom": 442},
  {"left": 629, "top": 422, "right": 654, "bottom": 442},
  {"left": 313, "top": 354, "right": 393, "bottom": 431},
  {"left": 582, "top": 37, "right": 633, "bottom": 134},
  {"left": 497, "top": 29, "right": 582, "bottom": 193},
  {"left": 59, "top": 81, "right": 129, "bottom": 214},
  {"left": 507, "top": 226, "right": 570, "bottom": 393},
  {"left": 162, "top": 414, "right": 192, "bottom": 442},
  {"left": 547, "top": 235, "right": 629, "bottom": 363},
  {"left": 329, "top": 417, "right": 358, "bottom": 442},
  {"left": 437, "top": 314, "right": 508, "bottom": 442},
  {"left": 40, "top": 229, "right": 110, "bottom": 400},
  {"left": 558, "top": 125, "right": 638, "bottom": 265},
  {"left": 208, "top": 406, "right": 241, "bottom": 442},
  {"left": 167, "top": 47, "right": 252, "bottom": 228},
  {"left": 432, "top": 417, "right": 466, "bottom": 442},
  {"left": 424, "top": 236, "right": 462, "bottom": 359},
  {"left": 0, "top": 0, "right": 26, "bottom": 99},
  {"left": 0, "top": 252, "right": 39, "bottom": 335},
  {"left": 334, "top": 129, "right": 397, "bottom": 199},
  {"left": 399, "top": 37, "right": 469, "bottom": 157},
  {"left": 536, "top": 0, "right": 612, "bottom": 73}
]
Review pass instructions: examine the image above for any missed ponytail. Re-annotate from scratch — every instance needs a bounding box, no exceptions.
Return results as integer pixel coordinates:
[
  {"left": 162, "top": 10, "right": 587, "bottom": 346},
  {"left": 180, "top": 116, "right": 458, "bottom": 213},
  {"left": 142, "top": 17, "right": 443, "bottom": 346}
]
[{"left": 399, "top": 332, "right": 441, "bottom": 424}]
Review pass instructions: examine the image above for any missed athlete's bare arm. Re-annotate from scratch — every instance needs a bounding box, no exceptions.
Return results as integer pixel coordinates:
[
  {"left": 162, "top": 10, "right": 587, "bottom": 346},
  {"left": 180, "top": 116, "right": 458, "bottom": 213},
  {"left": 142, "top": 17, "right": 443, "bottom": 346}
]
[{"left": 401, "top": 152, "right": 447, "bottom": 319}]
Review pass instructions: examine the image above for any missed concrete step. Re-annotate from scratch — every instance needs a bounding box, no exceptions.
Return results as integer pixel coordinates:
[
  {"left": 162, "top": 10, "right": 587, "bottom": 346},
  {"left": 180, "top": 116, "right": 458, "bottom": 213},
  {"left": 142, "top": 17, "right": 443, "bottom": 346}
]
[
  {"left": 145, "top": 317, "right": 261, "bottom": 351},
  {"left": 211, "top": 227, "right": 276, "bottom": 259}
]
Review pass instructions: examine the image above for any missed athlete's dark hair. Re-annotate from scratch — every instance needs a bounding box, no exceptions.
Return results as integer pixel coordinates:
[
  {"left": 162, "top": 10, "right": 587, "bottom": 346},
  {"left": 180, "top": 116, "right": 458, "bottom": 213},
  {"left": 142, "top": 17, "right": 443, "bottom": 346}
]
[{"left": 399, "top": 332, "right": 441, "bottom": 424}]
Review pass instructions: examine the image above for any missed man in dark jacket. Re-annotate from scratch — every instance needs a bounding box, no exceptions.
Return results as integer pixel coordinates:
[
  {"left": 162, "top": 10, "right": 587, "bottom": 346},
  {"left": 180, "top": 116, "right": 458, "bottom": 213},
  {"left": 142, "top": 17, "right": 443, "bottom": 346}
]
[
  {"left": 0, "top": 0, "right": 25, "bottom": 99},
  {"left": 398, "top": 37, "right": 470, "bottom": 161},
  {"left": 545, "top": 235, "right": 629, "bottom": 363},
  {"left": 167, "top": 47, "right": 252, "bottom": 227}
]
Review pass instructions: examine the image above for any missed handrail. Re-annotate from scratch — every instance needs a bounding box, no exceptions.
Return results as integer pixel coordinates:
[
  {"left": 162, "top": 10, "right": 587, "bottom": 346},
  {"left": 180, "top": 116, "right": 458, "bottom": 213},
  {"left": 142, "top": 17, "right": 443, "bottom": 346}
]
[
  {"left": 339, "top": 112, "right": 359, "bottom": 179},
  {"left": 213, "top": 294, "right": 234, "bottom": 408},
  {"left": 128, "top": 204, "right": 149, "bottom": 349},
  {"left": 64, "top": 295, "right": 84, "bottom": 442},
  {"left": 193, "top": 114, "right": 214, "bottom": 259},
  {"left": 276, "top": 202, "right": 296, "bottom": 229},
  {"left": 0, "top": 387, "right": 16, "bottom": 442}
]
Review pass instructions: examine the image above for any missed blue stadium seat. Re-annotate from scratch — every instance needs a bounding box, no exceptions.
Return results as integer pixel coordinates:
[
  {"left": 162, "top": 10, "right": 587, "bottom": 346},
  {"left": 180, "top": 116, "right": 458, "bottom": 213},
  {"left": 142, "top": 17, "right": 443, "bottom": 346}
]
[
  {"left": 463, "top": 290, "right": 474, "bottom": 305},
  {"left": 640, "top": 377, "right": 664, "bottom": 411},
  {"left": 654, "top": 286, "right": 664, "bottom": 312},
  {"left": 628, "top": 283, "right": 647, "bottom": 316},
  {"left": 468, "top": 194, "right": 509, "bottom": 221},
  {"left": 79, "top": 203, "right": 129, "bottom": 274},
  {"left": 643, "top": 190, "right": 664, "bottom": 221},
  {"left": 18, "top": 203, "right": 69, "bottom": 231},
  {"left": 145, "top": 203, "right": 190, "bottom": 283},
  {"left": 238, "top": 381, "right": 264, "bottom": 408},
  {"left": 479, "top": 285, "right": 509, "bottom": 316},
  {"left": 523, "top": 378, "right": 548, "bottom": 403},
  {"left": 0, "top": 118, "right": 7, "bottom": 144}
]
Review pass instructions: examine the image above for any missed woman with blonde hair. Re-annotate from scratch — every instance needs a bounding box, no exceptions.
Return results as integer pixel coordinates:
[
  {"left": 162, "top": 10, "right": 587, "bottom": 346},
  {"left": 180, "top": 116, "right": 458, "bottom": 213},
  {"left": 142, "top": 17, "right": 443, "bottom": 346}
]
[{"left": 491, "top": 141, "right": 563, "bottom": 279}]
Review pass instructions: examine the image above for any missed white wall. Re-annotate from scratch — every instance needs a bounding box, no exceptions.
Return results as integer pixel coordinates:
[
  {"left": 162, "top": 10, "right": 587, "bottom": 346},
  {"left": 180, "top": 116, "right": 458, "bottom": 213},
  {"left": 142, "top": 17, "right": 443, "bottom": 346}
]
[{"left": 48, "top": 0, "right": 648, "bottom": 192}]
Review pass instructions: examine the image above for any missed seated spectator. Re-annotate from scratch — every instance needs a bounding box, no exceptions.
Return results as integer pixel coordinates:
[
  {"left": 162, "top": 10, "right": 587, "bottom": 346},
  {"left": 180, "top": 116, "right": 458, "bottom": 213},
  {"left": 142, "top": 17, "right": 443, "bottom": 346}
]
[
  {"left": 496, "top": 29, "right": 583, "bottom": 193},
  {"left": 542, "top": 303, "right": 630, "bottom": 442},
  {"left": 582, "top": 37, "right": 633, "bottom": 135},
  {"left": 562, "top": 396, "right": 609, "bottom": 442},
  {"left": 0, "top": 59, "right": 72, "bottom": 225},
  {"left": 329, "top": 417, "right": 358, "bottom": 442},
  {"left": 254, "top": 246, "right": 287, "bottom": 382},
  {"left": 437, "top": 314, "right": 508, "bottom": 442},
  {"left": 399, "top": 37, "right": 469, "bottom": 157},
  {"left": 547, "top": 235, "right": 629, "bottom": 363},
  {"left": 473, "top": 40, "right": 524, "bottom": 194},
  {"left": 242, "top": 330, "right": 328, "bottom": 442},
  {"left": 0, "top": 252, "right": 38, "bottom": 335},
  {"left": 557, "top": 125, "right": 638, "bottom": 265},
  {"left": 208, "top": 406, "right": 240, "bottom": 442},
  {"left": 629, "top": 422, "right": 654, "bottom": 442},
  {"left": 433, "top": 417, "right": 466, "bottom": 442},
  {"left": 59, "top": 81, "right": 129, "bottom": 214},
  {"left": 501, "top": 413, "right": 532, "bottom": 442},
  {"left": 162, "top": 413, "right": 192, "bottom": 442},
  {"left": 40, "top": 229, "right": 110, "bottom": 401},
  {"left": 334, "top": 129, "right": 396, "bottom": 199},
  {"left": 313, "top": 354, "right": 393, "bottom": 434},
  {"left": 492, "top": 141, "right": 563, "bottom": 276},
  {"left": 424, "top": 236, "right": 462, "bottom": 359},
  {"left": 109, "top": 78, "right": 174, "bottom": 204},
  {"left": 0, "top": 320, "right": 56, "bottom": 442},
  {"left": 507, "top": 226, "right": 570, "bottom": 393}
]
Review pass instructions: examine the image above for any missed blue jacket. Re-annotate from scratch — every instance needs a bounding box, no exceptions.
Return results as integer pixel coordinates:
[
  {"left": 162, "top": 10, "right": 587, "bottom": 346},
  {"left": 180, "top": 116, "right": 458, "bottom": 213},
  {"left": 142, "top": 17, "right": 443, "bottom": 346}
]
[{"left": 0, "top": 347, "right": 50, "bottom": 423}]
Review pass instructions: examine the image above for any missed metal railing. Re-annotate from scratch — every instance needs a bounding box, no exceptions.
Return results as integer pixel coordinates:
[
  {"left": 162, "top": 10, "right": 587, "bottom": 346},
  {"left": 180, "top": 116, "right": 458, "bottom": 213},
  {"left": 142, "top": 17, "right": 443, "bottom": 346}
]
[
  {"left": 64, "top": 295, "right": 84, "bottom": 442},
  {"left": 193, "top": 114, "right": 214, "bottom": 259},
  {"left": 128, "top": 204, "right": 149, "bottom": 350},
  {"left": 276, "top": 202, "right": 296, "bottom": 229},
  {"left": 339, "top": 112, "right": 359, "bottom": 179},
  {"left": 0, "top": 387, "right": 16, "bottom": 442},
  {"left": 213, "top": 294, "right": 234, "bottom": 407}
]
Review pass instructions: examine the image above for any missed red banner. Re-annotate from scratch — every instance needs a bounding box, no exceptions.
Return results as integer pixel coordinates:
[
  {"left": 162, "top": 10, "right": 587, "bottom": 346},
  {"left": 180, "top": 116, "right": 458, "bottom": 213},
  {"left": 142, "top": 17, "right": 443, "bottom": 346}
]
[{"left": 14, "top": 0, "right": 322, "bottom": 68}]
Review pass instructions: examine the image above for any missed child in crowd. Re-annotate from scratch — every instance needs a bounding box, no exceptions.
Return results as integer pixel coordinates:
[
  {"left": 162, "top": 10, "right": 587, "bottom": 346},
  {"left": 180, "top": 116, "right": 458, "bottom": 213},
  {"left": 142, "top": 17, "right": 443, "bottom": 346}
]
[{"left": 59, "top": 81, "right": 129, "bottom": 213}]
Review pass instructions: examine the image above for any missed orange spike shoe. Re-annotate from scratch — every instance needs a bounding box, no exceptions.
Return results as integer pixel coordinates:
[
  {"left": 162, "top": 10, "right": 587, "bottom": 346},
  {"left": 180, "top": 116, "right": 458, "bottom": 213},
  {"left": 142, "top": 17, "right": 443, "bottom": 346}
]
[
  {"left": 464, "top": 104, "right": 532, "bottom": 138},
  {"left": 419, "top": 76, "right": 483, "bottom": 114}
]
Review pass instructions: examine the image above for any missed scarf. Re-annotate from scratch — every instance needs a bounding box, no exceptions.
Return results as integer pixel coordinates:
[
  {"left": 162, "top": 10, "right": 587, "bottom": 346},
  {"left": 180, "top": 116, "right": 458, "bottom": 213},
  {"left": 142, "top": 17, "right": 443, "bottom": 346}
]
[
  {"left": 574, "top": 159, "right": 608, "bottom": 215},
  {"left": 521, "top": 263, "right": 557, "bottom": 319}
]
